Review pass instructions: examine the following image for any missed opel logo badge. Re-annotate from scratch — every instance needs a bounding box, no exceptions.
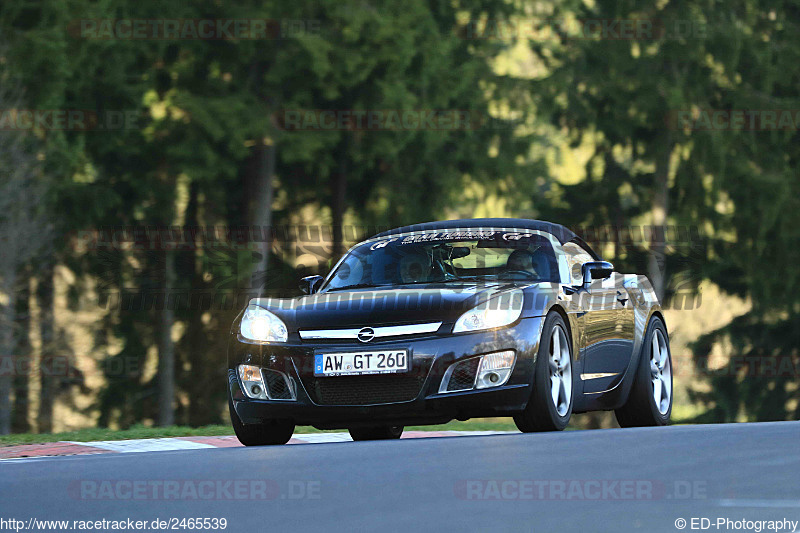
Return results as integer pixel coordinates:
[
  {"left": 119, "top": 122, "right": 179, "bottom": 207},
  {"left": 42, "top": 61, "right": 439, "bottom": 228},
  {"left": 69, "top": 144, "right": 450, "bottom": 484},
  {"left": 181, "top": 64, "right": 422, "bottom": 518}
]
[{"left": 357, "top": 327, "right": 375, "bottom": 343}]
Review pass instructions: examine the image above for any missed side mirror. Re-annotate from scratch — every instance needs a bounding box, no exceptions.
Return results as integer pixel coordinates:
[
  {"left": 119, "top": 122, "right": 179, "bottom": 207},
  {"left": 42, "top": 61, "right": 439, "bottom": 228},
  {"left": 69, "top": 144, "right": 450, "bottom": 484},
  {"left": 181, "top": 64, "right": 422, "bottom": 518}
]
[
  {"left": 581, "top": 261, "right": 614, "bottom": 286},
  {"left": 300, "top": 275, "right": 324, "bottom": 295}
]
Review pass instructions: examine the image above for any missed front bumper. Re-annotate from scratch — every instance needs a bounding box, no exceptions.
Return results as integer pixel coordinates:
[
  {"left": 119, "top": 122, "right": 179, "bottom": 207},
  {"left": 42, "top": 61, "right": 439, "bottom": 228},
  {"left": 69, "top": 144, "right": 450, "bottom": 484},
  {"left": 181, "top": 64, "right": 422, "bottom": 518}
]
[{"left": 228, "top": 317, "right": 544, "bottom": 429}]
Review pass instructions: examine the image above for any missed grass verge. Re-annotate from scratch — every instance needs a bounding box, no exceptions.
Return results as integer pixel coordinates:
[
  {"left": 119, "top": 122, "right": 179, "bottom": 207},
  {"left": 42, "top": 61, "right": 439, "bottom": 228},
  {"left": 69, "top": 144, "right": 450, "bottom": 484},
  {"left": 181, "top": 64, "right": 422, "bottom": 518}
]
[
  {"left": 2, "top": 410, "right": 700, "bottom": 446},
  {"left": 0, "top": 418, "right": 520, "bottom": 446}
]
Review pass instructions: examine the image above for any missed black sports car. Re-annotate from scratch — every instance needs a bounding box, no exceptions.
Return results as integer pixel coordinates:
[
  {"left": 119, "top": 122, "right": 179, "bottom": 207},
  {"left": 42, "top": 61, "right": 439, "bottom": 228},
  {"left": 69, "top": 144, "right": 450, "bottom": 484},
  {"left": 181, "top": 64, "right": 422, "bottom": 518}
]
[{"left": 227, "top": 218, "right": 672, "bottom": 445}]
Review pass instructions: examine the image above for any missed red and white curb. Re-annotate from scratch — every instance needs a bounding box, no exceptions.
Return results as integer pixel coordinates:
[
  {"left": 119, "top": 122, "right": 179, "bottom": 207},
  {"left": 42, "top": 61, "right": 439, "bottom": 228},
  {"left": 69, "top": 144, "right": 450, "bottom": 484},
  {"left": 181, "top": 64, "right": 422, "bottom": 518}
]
[{"left": 0, "top": 431, "right": 514, "bottom": 461}]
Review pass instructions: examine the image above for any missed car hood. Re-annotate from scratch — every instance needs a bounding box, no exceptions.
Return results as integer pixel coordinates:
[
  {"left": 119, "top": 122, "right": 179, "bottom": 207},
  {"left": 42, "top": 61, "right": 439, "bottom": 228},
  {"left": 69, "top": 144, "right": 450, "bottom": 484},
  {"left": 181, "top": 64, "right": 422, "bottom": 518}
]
[{"left": 249, "top": 282, "right": 523, "bottom": 330}]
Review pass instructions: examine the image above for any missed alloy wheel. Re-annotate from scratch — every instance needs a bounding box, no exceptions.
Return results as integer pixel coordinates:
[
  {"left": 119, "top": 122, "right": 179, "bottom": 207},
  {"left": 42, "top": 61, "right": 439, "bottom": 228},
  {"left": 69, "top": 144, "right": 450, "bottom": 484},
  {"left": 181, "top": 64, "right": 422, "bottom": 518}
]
[
  {"left": 548, "top": 325, "right": 572, "bottom": 417},
  {"left": 650, "top": 329, "right": 672, "bottom": 414}
]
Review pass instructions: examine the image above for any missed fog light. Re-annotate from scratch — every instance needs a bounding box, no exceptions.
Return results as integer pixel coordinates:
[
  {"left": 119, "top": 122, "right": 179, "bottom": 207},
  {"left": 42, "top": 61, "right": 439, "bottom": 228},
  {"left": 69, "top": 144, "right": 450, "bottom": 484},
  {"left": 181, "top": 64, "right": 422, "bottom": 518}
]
[
  {"left": 238, "top": 364, "right": 267, "bottom": 399},
  {"left": 475, "top": 350, "right": 515, "bottom": 389}
]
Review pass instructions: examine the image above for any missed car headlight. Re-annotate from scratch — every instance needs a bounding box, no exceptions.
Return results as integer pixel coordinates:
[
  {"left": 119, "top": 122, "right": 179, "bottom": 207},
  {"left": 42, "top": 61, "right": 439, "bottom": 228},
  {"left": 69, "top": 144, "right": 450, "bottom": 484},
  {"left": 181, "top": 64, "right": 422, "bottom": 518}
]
[
  {"left": 240, "top": 304, "right": 288, "bottom": 342},
  {"left": 453, "top": 290, "right": 524, "bottom": 333}
]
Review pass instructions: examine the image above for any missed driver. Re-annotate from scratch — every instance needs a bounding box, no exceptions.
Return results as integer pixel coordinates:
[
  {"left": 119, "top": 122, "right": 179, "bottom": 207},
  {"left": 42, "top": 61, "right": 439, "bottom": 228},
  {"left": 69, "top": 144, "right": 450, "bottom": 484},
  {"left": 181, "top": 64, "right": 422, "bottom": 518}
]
[
  {"left": 399, "top": 253, "right": 431, "bottom": 284},
  {"left": 506, "top": 248, "right": 554, "bottom": 280},
  {"left": 506, "top": 249, "right": 536, "bottom": 275}
]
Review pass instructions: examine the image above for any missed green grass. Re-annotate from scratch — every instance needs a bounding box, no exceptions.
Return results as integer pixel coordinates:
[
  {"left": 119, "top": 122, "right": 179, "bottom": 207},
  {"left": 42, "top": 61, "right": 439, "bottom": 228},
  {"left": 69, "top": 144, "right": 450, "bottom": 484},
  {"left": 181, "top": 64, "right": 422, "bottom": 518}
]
[
  {"left": 0, "top": 424, "right": 236, "bottom": 446},
  {"left": 0, "top": 418, "right": 520, "bottom": 446},
  {"left": 1, "top": 409, "right": 702, "bottom": 447},
  {"left": 670, "top": 402, "right": 705, "bottom": 424}
]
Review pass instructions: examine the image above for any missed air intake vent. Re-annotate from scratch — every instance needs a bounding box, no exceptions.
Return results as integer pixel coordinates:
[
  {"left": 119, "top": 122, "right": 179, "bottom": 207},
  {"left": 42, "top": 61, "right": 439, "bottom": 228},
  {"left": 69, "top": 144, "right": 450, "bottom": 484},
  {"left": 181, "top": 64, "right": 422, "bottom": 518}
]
[
  {"left": 303, "top": 374, "right": 426, "bottom": 406},
  {"left": 263, "top": 369, "right": 294, "bottom": 400},
  {"left": 445, "top": 358, "right": 480, "bottom": 392}
]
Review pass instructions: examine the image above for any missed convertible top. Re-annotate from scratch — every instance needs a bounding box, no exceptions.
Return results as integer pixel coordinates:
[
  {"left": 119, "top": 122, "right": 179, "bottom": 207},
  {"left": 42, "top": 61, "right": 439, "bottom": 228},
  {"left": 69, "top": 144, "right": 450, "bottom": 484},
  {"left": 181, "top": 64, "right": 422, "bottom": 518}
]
[
  {"left": 372, "top": 218, "right": 574, "bottom": 244},
  {"left": 370, "top": 218, "right": 601, "bottom": 260}
]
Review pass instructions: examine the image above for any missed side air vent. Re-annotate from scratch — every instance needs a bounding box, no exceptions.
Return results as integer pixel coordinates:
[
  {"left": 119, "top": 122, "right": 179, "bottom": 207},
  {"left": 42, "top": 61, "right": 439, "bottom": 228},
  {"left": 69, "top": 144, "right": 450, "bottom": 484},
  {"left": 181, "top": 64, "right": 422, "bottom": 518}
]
[
  {"left": 263, "top": 369, "right": 295, "bottom": 400},
  {"left": 442, "top": 358, "right": 480, "bottom": 393}
]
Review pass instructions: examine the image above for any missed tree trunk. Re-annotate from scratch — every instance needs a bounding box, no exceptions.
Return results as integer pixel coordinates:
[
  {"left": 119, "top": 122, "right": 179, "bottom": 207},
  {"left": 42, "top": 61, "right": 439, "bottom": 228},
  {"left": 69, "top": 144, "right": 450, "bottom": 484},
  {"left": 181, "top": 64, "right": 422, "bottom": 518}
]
[
  {"left": 0, "top": 274, "right": 17, "bottom": 435},
  {"left": 37, "top": 261, "right": 55, "bottom": 433},
  {"left": 12, "top": 271, "right": 30, "bottom": 433},
  {"left": 157, "top": 249, "right": 176, "bottom": 427},
  {"left": 331, "top": 140, "right": 348, "bottom": 261},
  {"left": 648, "top": 134, "right": 673, "bottom": 302},
  {"left": 183, "top": 182, "right": 213, "bottom": 426},
  {"left": 251, "top": 140, "right": 275, "bottom": 291}
]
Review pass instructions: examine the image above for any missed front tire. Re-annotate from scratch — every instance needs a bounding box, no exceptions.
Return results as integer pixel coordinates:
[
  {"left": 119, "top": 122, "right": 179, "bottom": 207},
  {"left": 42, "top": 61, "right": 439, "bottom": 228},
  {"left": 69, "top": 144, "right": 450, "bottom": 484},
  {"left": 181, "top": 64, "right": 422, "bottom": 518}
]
[
  {"left": 348, "top": 426, "right": 404, "bottom": 441},
  {"left": 229, "top": 397, "right": 295, "bottom": 446},
  {"left": 615, "top": 316, "right": 672, "bottom": 427},
  {"left": 514, "top": 312, "right": 574, "bottom": 432}
]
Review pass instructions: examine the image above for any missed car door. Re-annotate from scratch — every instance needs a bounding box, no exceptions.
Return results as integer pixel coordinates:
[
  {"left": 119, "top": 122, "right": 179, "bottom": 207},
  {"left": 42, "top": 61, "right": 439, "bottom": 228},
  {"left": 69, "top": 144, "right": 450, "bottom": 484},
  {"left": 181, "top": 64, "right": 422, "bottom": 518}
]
[
  {"left": 614, "top": 274, "right": 637, "bottom": 380},
  {"left": 581, "top": 274, "right": 624, "bottom": 393},
  {"left": 561, "top": 241, "right": 632, "bottom": 394}
]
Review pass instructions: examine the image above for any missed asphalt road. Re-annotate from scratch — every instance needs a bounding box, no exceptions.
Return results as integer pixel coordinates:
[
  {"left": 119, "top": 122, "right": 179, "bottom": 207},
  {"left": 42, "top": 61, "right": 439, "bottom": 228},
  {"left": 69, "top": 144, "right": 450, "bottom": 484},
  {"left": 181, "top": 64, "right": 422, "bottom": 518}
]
[{"left": 2, "top": 422, "right": 799, "bottom": 533}]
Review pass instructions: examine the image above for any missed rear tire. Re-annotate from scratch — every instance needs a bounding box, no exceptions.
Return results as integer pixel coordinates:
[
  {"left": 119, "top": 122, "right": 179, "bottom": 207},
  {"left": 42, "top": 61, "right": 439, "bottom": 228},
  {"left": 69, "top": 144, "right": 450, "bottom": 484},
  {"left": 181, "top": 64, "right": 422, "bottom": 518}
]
[
  {"left": 348, "top": 426, "right": 404, "bottom": 441},
  {"left": 615, "top": 316, "right": 672, "bottom": 427},
  {"left": 514, "top": 312, "right": 573, "bottom": 432},
  {"left": 229, "top": 397, "right": 295, "bottom": 446}
]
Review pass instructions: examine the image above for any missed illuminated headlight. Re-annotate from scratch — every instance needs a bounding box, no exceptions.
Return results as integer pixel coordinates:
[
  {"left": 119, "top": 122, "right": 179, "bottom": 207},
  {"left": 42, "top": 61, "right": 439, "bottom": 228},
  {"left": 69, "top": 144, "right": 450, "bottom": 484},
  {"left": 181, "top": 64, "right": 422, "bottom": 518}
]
[
  {"left": 240, "top": 304, "right": 288, "bottom": 343},
  {"left": 475, "top": 350, "right": 516, "bottom": 389},
  {"left": 453, "top": 290, "right": 523, "bottom": 333},
  {"left": 238, "top": 364, "right": 267, "bottom": 399}
]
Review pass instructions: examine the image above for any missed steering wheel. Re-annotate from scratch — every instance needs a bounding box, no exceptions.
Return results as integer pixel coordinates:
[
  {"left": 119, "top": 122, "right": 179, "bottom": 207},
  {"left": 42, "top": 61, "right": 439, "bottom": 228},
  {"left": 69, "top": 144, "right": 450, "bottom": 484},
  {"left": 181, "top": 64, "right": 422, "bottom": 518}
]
[{"left": 503, "top": 270, "right": 539, "bottom": 280}]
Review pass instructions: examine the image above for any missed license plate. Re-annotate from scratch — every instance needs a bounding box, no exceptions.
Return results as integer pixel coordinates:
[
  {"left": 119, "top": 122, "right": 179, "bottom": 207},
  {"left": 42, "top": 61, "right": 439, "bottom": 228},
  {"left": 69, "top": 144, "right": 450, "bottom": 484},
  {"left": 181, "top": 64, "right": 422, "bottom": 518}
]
[{"left": 314, "top": 350, "right": 409, "bottom": 377}]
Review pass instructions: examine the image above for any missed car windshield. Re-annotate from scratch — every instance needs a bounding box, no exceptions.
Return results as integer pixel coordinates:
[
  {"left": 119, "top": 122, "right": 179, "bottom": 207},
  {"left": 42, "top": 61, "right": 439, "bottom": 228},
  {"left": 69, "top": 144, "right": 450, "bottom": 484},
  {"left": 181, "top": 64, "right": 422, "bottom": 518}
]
[{"left": 323, "top": 230, "right": 560, "bottom": 291}]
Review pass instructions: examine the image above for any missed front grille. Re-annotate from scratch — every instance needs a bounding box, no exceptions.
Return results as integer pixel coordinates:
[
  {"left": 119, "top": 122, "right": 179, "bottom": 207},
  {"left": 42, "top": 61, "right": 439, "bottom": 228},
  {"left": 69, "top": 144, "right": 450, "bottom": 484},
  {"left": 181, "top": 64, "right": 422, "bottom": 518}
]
[
  {"left": 263, "top": 369, "right": 293, "bottom": 400},
  {"left": 446, "top": 358, "right": 480, "bottom": 392},
  {"left": 303, "top": 374, "right": 426, "bottom": 406}
]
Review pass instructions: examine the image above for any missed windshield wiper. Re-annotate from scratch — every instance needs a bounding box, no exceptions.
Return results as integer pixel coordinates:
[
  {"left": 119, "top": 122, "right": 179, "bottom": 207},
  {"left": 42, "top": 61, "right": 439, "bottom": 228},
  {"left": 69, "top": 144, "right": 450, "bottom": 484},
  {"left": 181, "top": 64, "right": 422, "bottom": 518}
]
[
  {"left": 495, "top": 272, "right": 540, "bottom": 280},
  {"left": 324, "top": 283, "right": 392, "bottom": 292},
  {"left": 395, "top": 278, "right": 457, "bottom": 285}
]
